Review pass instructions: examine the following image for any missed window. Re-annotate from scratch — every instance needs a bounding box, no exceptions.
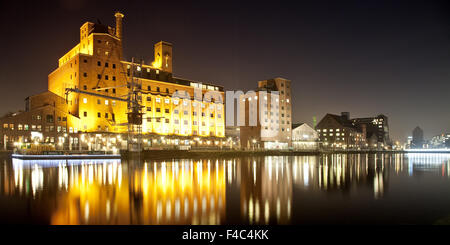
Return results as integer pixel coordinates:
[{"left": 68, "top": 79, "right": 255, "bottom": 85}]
[
  {"left": 165, "top": 109, "right": 169, "bottom": 113},
  {"left": 174, "top": 110, "right": 179, "bottom": 114},
  {"left": 105, "top": 100, "right": 109, "bottom": 105},
  {"left": 112, "top": 100, "right": 116, "bottom": 106},
  {"left": 112, "top": 76, "right": 116, "bottom": 81},
  {"left": 83, "top": 73, "right": 87, "bottom": 77},
  {"left": 165, "top": 119, "right": 170, "bottom": 123},
  {"left": 184, "top": 120, "right": 188, "bottom": 125},
  {"left": 97, "top": 61, "right": 101, "bottom": 66},
  {"left": 84, "top": 111, "right": 87, "bottom": 117},
  {"left": 3, "top": 124, "right": 7, "bottom": 129},
  {"left": 105, "top": 75, "right": 109, "bottom": 80},
  {"left": 97, "top": 99, "right": 101, "bottom": 104},
  {"left": 97, "top": 74, "right": 101, "bottom": 79},
  {"left": 46, "top": 115, "right": 54, "bottom": 123},
  {"left": 18, "top": 124, "right": 23, "bottom": 131},
  {"left": 156, "top": 108, "right": 161, "bottom": 112},
  {"left": 147, "top": 86, "right": 151, "bottom": 91},
  {"left": 156, "top": 87, "right": 160, "bottom": 92},
  {"left": 83, "top": 98, "right": 87, "bottom": 103},
  {"left": 210, "top": 113, "right": 214, "bottom": 118},
  {"left": 105, "top": 113, "right": 108, "bottom": 118},
  {"left": 166, "top": 88, "right": 169, "bottom": 93},
  {"left": 156, "top": 98, "right": 161, "bottom": 103},
  {"left": 147, "top": 96, "right": 151, "bottom": 102},
  {"left": 97, "top": 112, "right": 101, "bottom": 118},
  {"left": 83, "top": 85, "right": 87, "bottom": 90},
  {"left": 84, "top": 59, "right": 87, "bottom": 63},
  {"left": 112, "top": 114, "right": 115, "bottom": 121},
  {"left": 174, "top": 119, "right": 179, "bottom": 124},
  {"left": 147, "top": 107, "right": 151, "bottom": 112},
  {"left": 105, "top": 62, "right": 109, "bottom": 67},
  {"left": 113, "top": 64, "right": 116, "bottom": 69},
  {"left": 184, "top": 111, "right": 188, "bottom": 115}
]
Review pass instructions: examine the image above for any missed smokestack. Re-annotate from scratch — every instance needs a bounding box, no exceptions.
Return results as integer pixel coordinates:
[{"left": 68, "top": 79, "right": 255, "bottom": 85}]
[{"left": 114, "top": 11, "right": 124, "bottom": 39}]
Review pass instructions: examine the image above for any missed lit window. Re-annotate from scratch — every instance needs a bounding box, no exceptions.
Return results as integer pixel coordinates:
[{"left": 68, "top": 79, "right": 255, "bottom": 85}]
[
  {"left": 83, "top": 98, "right": 87, "bottom": 103},
  {"left": 105, "top": 100, "right": 109, "bottom": 105},
  {"left": 165, "top": 98, "right": 170, "bottom": 104},
  {"left": 156, "top": 98, "right": 161, "bottom": 103}
]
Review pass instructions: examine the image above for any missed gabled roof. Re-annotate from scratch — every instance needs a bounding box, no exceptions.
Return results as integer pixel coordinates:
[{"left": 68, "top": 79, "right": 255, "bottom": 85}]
[
  {"left": 325, "top": 114, "right": 354, "bottom": 128},
  {"left": 292, "top": 123, "right": 305, "bottom": 129}
]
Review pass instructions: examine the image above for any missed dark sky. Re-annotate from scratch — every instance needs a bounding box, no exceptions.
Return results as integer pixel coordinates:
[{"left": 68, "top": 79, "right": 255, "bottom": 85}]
[{"left": 0, "top": 0, "right": 449, "bottom": 142}]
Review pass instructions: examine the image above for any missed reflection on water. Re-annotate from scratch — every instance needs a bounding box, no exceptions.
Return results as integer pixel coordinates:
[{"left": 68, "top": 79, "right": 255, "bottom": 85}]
[{"left": 1, "top": 153, "right": 450, "bottom": 224}]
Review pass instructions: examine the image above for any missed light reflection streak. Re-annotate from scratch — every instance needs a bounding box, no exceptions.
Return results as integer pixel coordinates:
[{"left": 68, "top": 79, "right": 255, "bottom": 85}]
[{"left": 3, "top": 153, "right": 450, "bottom": 225}]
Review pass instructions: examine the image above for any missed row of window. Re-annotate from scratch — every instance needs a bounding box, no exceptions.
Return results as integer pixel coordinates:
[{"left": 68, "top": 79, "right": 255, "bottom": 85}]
[
  {"left": 317, "top": 128, "right": 345, "bottom": 133},
  {"left": 145, "top": 107, "right": 221, "bottom": 118},
  {"left": 83, "top": 111, "right": 116, "bottom": 120},
  {"left": 2, "top": 124, "right": 77, "bottom": 133},
  {"left": 82, "top": 98, "right": 117, "bottom": 106},
  {"left": 320, "top": 133, "right": 345, "bottom": 137},
  {"left": 145, "top": 118, "right": 217, "bottom": 126},
  {"left": 96, "top": 61, "right": 117, "bottom": 69}
]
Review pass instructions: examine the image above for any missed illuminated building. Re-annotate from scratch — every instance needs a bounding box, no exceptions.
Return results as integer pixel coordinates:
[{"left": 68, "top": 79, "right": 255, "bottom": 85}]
[
  {"left": 352, "top": 114, "right": 391, "bottom": 149},
  {"left": 291, "top": 123, "right": 318, "bottom": 150},
  {"left": 239, "top": 78, "right": 292, "bottom": 150},
  {"left": 0, "top": 12, "right": 225, "bottom": 150},
  {"left": 316, "top": 112, "right": 366, "bottom": 150}
]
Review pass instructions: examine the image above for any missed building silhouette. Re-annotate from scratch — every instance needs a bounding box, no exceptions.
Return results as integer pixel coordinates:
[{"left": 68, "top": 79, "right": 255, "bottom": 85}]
[{"left": 412, "top": 126, "right": 424, "bottom": 149}]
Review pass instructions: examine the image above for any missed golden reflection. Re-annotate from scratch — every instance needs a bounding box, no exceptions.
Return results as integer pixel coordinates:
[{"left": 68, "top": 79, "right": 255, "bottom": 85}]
[
  {"left": 47, "top": 159, "right": 225, "bottom": 225},
  {"left": 3, "top": 153, "right": 450, "bottom": 225}
]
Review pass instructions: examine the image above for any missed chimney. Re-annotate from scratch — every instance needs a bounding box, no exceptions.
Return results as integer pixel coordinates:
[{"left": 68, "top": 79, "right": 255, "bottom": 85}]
[
  {"left": 114, "top": 12, "right": 124, "bottom": 39},
  {"left": 341, "top": 112, "right": 350, "bottom": 121}
]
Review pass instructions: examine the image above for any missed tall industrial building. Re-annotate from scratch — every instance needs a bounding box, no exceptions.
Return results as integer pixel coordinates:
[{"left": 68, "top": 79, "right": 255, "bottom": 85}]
[
  {"left": 0, "top": 12, "right": 225, "bottom": 150},
  {"left": 239, "top": 77, "right": 292, "bottom": 149}
]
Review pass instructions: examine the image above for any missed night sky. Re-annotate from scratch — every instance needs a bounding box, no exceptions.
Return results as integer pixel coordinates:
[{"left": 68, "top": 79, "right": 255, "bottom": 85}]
[{"left": 1, "top": 0, "right": 449, "bottom": 142}]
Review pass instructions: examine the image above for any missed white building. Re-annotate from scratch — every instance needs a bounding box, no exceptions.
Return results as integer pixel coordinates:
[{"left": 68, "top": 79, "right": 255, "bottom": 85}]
[
  {"left": 292, "top": 123, "right": 318, "bottom": 150},
  {"left": 239, "top": 78, "right": 292, "bottom": 150}
]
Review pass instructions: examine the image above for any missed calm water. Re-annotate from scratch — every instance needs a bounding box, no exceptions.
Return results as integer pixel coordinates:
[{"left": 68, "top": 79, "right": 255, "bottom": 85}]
[{"left": 1, "top": 153, "right": 450, "bottom": 225}]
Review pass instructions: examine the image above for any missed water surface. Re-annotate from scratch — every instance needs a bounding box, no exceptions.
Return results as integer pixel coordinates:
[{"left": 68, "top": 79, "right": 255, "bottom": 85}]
[{"left": 1, "top": 153, "right": 450, "bottom": 224}]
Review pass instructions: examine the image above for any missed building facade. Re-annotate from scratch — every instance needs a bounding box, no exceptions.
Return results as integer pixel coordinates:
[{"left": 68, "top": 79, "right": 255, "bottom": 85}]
[
  {"left": 239, "top": 78, "right": 292, "bottom": 150},
  {"left": 316, "top": 113, "right": 366, "bottom": 150},
  {"left": 291, "top": 123, "right": 318, "bottom": 150},
  {"left": 352, "top": 114, "right": 390, "bottom": 149},
  {"left": 0, "top": 12, "right": 226, "bottom": 151},
  {"left": 411, "top": 126, "right": 424, "bottom": 149}
]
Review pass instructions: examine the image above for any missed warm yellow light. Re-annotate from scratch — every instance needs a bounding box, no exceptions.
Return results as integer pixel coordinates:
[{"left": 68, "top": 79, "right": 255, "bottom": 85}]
[{"left": 152, "top": 60, "right": 162, "bottom": 69}]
